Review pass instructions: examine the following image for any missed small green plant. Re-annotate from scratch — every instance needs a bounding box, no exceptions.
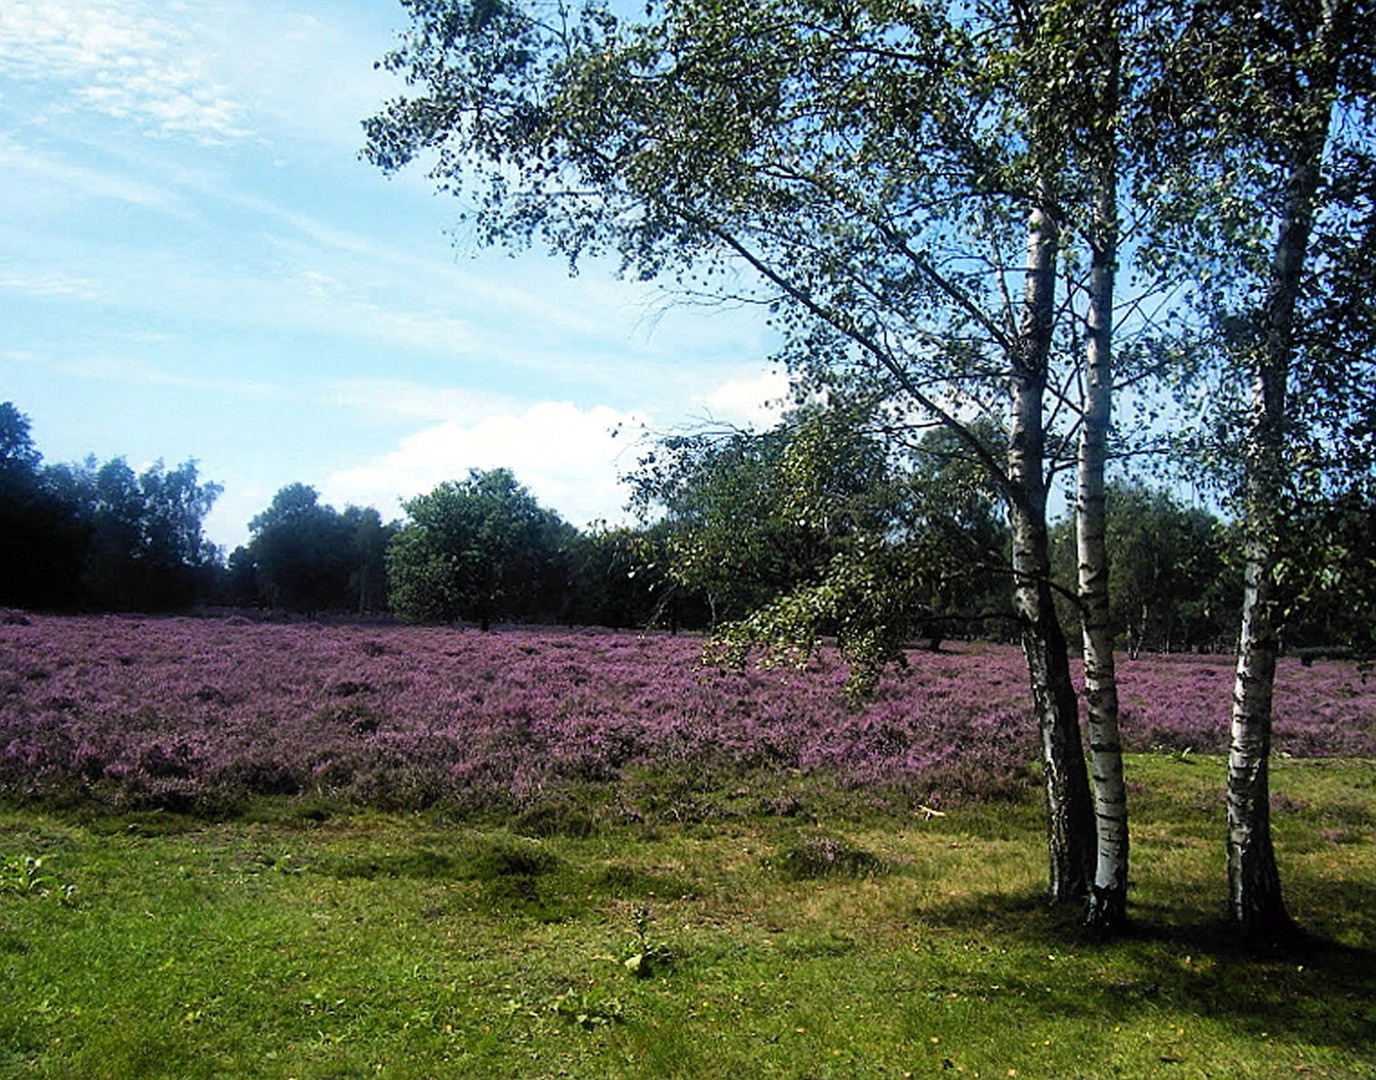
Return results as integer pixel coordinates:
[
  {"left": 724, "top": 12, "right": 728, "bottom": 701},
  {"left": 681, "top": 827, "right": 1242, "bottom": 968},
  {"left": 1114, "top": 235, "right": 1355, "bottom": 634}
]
[
  {"left": 622, "top": 905, "right": 675, "bottom": 978},
  {"left": 0, "top": 854, "right": 75, "bottom": 902},
  {"left": 548, "top": 986, "right": 626, "bottom": 1029}
]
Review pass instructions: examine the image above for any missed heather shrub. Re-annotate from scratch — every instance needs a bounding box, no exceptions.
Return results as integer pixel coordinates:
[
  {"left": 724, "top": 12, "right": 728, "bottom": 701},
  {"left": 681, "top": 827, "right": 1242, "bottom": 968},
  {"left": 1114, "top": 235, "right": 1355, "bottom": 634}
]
[
  {"left": 513, "top": 798, "right": 600, "bottom": 838},
  {"left": 776, "top": 834, "right": 889, "bottom": 880},
  {"left": 1, "top": 615, "right": 1371, "bottom": 821},
  {"left": 469, "top": 835, "right": 559, "bottom": 880}
]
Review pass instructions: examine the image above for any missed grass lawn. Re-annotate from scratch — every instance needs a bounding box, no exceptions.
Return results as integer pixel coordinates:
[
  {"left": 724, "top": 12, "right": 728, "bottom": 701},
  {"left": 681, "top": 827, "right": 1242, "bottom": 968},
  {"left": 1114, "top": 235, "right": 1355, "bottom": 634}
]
[{"left": 1, "top": 753, "right": 1373, "bottom": 1079}]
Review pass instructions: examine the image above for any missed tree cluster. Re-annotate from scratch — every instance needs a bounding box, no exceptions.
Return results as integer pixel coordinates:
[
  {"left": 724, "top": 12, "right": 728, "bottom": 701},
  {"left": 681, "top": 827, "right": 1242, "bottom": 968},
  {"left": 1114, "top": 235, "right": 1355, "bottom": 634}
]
[
  {"left": 1050, "top": 481, "right": 1241, "bottom": 657},
  {"left": 0, "top": 404, "right": 222, "bottom": 612},
  {"left": 364, "top": 0, "right": 1375, "bottom": 936},
  {"left": 222, "top": 484, "right": 395, "bottom": 615},
  {"left": 628, "top": 403, "right": 1016, "bottom": 691}
]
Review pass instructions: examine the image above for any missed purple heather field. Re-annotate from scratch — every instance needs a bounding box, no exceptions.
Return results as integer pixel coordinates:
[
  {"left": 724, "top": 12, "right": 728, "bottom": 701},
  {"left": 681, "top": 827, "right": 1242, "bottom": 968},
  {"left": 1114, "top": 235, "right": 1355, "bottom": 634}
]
[{"left": 1, "top": 614, "right": 1372, "bottom": 815}]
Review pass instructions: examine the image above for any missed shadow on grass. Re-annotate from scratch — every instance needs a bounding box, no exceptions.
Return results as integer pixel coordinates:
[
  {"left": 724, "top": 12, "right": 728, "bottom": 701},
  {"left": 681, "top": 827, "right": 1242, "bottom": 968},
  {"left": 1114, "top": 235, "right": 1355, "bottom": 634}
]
[{"left": 921, "top": 882, "right": 1376, "bottom": 1059}]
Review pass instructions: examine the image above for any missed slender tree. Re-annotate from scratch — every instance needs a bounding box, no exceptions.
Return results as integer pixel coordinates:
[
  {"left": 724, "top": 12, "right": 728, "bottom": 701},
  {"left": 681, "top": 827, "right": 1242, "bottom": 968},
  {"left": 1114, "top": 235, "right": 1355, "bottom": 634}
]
[
  {"left": 1071, "top": 0, "right": 1128, "bottom": 931},
  {"left": 1151, "top": 0, "right": 1376, "bottom": 936},
  {"left": 364, "top": 0, "right": 1180, "bottom": 903}
]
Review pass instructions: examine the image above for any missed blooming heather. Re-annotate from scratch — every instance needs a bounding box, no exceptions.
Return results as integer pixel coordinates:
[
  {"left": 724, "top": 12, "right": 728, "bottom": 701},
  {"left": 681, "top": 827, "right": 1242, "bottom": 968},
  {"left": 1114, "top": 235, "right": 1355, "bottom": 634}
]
[{"left": 1, "top": 615, "right": 1371, "bottom": 815}]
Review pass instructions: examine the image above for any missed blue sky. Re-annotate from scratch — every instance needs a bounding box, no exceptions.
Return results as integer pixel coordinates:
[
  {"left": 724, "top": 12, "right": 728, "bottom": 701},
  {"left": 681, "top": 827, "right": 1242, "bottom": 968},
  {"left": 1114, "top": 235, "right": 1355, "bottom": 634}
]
[{"left": 0, "top": 0, "right": 786, "bottom": 552}]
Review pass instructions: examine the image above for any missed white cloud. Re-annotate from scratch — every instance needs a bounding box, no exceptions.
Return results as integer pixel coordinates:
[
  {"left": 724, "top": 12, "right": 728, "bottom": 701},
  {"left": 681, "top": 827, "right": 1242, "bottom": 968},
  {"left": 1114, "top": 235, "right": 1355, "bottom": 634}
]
[
  {"left": 317, "top": 362, "right": 794, "bottom": 535},
  {"left": 0, "top": 269, "right": 106, "bottom": 301},
  {"left": 202, "top": 482, "right": 275, "bottom": 555},
  {"left": 320, "top": 400, "right": 649, "bottom": 529},
  {"left": 697, "top": 366, "right": 792, "bottom": 429},
  {"left": 0, "top": 0, "right": 250, "bottom": 143}
]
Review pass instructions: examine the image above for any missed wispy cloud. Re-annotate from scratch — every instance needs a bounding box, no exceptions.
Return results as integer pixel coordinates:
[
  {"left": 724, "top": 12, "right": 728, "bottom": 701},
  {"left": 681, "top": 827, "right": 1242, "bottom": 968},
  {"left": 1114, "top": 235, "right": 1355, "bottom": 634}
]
[
  {"left": 31, "top": 351, "right": 290, "bottom": 403},
  {"left": 0, "top": 133, "right": 180, "bottom": 211},
  {"left": 0, "top": 0, "right": 250, "bottom": 143},
  {"left": 324, "top": 379, "right": 519, "bottom": 425},
  {"left": 0, "top": 270, "right": 106, "bottom": 301}
]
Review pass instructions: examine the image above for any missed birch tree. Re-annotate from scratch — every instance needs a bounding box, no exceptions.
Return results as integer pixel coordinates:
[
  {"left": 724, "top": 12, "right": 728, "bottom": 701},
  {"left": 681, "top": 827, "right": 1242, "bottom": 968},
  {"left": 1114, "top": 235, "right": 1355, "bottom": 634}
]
[
  {"left": 1151, "top": 0, "right": 1376, "bottom": 936},
  {"left": 363, "top": 0, "right": 1160, "bottom": 906},
  {"left": 1073, "top": 0, "right": 1128, "bottom": 931}
]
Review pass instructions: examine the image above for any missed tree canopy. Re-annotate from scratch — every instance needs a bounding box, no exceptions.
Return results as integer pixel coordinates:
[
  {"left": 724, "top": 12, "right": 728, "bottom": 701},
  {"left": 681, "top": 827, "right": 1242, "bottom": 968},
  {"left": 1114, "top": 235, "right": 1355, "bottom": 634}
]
[
  {"left": 0, "top": 404, "right": 223, "bottom": 613},
  {"left": 240, "top": 484, "right": 394, "bottom": 614},
  {"left": 365, "top": 0, "right": 1375, "bottom": 933},
  {"left": 365, "top": 0, "right": 1143, "bottom": 909},
  {"left": 388, "top": 467, "right": 578, "bottom": 629}
]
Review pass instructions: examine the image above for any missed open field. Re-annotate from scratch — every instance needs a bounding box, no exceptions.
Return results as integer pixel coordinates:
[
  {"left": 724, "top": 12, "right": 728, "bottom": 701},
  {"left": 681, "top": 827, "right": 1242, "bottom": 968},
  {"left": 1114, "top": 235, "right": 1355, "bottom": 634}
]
[
  {"left": 2, "top": 614, "right": 1373, "bottom": 818},
  {"left": 1, "top": 616, "right": 1374, "bottom": 1077}
]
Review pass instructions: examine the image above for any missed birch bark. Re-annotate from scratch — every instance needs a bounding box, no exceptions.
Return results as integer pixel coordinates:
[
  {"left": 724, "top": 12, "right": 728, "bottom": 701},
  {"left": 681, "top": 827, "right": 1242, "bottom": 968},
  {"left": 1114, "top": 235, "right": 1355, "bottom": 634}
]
[
  {"left": 1012, "top": 193, "right": 1095, "bottom": 903},
  {"left": 1227, "top": 0, "right": 1340, "bottom": 937},
  {"left": 1078, "top": 9, "right": 1127, "bottom": 932}
]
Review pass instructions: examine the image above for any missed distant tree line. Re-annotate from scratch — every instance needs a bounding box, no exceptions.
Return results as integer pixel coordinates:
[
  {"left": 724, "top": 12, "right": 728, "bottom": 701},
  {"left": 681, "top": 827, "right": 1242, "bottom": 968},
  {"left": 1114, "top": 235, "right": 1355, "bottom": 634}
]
[
  {"left": 220, "top": 483, "right": 394, "bottom": 616},
  {"left": 4, "top": 397, "right": 1370, "bottom": 661}
]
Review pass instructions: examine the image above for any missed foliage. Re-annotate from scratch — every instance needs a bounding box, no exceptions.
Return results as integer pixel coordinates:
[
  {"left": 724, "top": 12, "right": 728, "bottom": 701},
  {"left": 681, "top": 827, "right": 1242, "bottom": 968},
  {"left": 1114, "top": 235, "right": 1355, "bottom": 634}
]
[
  {"left": 621, "top": 905, "right": 674, "bottom": 979},
  {"left": 1145, "top": 0, "right": 1376, "bottom": 633},
  {"left": 241, "top": 484, "right": 394, "bottom": 614},
  {"left": 1280, "top": 486, "right": 1376, "bottom": 660},
  {"left": 1, "top": 853, "right": 55, "bottom": 897},
  {"left": 80, "top": 458, "right": 223, "bottom": 611},
  {"left": 0, "top": 402, "right": 40, "bottom": 478},
  {"left": 701, "top": 417, "right": 1013, "bottom": 695},
  {"left": 0, "top": 405, "right": 89, "bottom": 610},
  {"left": 388, "top": 468, "right": 578, "bottom": 629},
  {"left": 362, "top": 0, "right": 1158, "bottom": 902},
  {"left": 628, "top": 403, "right": 903, "bottom": 629},
  {"left": 1051, "top": 481, "right": 1242, "bottom": 656},
  {"left": 0, "top": 404, "right": 222, "bottom": 612},
  {"left": 563, "top": 521, "right": 698, "bottom": 632}
]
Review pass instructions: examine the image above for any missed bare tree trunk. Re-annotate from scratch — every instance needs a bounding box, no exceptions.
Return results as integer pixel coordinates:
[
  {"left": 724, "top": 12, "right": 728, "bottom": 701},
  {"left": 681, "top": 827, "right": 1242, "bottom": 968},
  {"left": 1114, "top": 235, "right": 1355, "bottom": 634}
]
[
  {"left": 1011, "top": 193, "right": 1095, "bottom": 904},
  {"left": 1079, "top": 153, "right": 1127, "bottom": 933},
  {"left": 1079, "top": 9, "right": 1128, "bottom": 933},
  {"left": 1228, "top": 0, "right": 1338, "bottom": 937},
  {"left": 1229, "top": 514, "right": 1290, "bottom": 935}
]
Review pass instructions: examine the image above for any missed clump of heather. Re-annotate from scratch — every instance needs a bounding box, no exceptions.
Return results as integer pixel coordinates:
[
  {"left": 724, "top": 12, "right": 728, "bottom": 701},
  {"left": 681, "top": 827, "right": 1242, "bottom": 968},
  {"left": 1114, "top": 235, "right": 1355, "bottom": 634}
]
[
  {"left": 1109, "top": 652, "right": 1376, "bottom": 756},
  {"left": 1, "top": 616, "right": 1370, "bottom": 819}
]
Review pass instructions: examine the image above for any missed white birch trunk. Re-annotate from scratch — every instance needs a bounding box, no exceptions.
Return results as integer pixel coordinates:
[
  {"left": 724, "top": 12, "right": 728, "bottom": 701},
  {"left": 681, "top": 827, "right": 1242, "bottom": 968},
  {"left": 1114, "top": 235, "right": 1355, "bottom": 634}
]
[
  {"left": 1079, "top": 8, "right": 1127, "bottom": 933},
  {"left": 1012, "top": 193, "right": 1095, "bottom": 903},
  {"left": 1228, "top": 0, "right": 1340, "bottom": 937},
  {"left": 1079, "top": 166, "right": 1127, "bottom": 931}
]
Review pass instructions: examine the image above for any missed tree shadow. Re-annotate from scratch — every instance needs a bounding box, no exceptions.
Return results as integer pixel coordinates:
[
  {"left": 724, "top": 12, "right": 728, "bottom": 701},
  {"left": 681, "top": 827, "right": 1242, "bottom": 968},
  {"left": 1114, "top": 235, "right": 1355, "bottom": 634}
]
[{"left": 919, "top": 881, "right": 1376, "bottom": 1058}]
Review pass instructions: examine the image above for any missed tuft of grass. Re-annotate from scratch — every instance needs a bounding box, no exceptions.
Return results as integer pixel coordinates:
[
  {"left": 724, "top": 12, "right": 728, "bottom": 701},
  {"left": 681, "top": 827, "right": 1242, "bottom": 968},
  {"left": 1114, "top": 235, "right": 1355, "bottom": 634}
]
[
  {"left": 774, "top": 832, "right": 890, "bottom": 880},
  {"left": 0, "top": 755, "right": 1371, "bottom": 1079}
]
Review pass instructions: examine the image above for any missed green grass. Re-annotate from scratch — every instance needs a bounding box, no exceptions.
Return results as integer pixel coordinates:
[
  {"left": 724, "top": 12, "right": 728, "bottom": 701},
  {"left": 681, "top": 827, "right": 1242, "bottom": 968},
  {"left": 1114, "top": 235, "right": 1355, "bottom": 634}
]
[{"left": 1, "top": 755, "right": 1373, "bottom": 1079}]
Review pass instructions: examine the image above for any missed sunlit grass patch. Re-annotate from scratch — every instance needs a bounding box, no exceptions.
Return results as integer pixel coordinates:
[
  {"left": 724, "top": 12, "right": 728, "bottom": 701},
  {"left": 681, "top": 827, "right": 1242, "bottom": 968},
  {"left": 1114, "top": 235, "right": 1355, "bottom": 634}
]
[{"left": 3, "top": 752, "right": 1371, "bottom": 1078}]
